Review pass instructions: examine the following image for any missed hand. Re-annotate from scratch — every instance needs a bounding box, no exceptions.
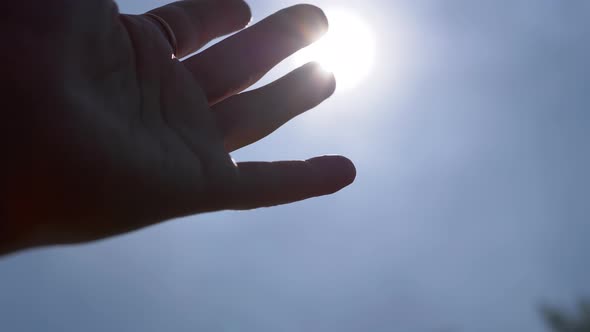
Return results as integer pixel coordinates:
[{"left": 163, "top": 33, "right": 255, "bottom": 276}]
[{"left": 0, "top": 0, "right": 355, "bottom": 254}]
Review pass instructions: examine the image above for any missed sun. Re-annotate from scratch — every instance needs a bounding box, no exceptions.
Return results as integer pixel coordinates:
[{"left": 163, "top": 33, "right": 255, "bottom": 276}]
[{"left": 294, "top": 9, "right": 376, "bottom": 89}]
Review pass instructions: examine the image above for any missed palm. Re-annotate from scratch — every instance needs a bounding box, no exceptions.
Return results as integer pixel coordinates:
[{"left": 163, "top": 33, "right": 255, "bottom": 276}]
[{"left": 2, "top": 0, "right": 356, "bottom": 251}]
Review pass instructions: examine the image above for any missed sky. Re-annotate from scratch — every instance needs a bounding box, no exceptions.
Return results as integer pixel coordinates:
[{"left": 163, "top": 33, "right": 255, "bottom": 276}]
[{"left": 1, "top": 0, "right": 589, "bottom": 331}]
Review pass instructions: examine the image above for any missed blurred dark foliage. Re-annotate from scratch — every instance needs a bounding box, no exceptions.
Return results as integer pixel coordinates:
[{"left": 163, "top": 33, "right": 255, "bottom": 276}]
[{"left": 541, "top": 299, "right": 590, "bottom": 332}]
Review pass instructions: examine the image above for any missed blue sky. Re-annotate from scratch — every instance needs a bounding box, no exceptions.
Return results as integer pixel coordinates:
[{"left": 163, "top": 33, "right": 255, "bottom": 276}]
[{"left": 1, "top": 1, "right": 589, "bottom": 331}]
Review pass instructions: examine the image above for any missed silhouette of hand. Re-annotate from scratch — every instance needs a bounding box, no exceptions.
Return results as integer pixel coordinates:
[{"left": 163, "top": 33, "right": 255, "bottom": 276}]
[{"left": 1, "top": 0, "right": 355, "bottom": 254}]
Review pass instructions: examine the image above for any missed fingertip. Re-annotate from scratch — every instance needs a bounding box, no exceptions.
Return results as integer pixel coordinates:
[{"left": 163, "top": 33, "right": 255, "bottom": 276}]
[
  {"left": 302, "top": 62, "right": 336, "bottom": 96},
  {"left": 307, "top": 155, "right": 357, "bottom": 191},
  {"left": 340, "top": 156, "right": 357, "bottom": 185},
  {"left": 286, "top": 4, "right": 330, "bottom": 41},
  {"left": 229, "top": 0, "right": 253, "bottom": 27},
  {"left": 237, "top": 0, "right": 253, "bottom": 27},
  {"left": 322, "top": 69, "right": 337, "bottom": 97},
  {"left": 302, "top": 4, "right": 329, "bottom": 34},
  {"left": 325, "top": 68, "right": 337, "bottom": 96}
]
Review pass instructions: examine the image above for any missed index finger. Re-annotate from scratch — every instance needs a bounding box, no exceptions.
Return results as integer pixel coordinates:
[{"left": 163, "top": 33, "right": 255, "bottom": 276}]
[{"left": 225, "top": 156, "right": 356, "bottom": 210}]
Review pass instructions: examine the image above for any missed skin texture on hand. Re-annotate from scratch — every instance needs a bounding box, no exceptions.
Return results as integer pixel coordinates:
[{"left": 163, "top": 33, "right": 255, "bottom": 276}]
[{"left": 0, "top": 0, "right": 356, "bottom": 255}]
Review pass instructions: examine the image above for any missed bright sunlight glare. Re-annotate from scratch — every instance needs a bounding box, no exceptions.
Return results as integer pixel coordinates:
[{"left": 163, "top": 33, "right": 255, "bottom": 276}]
[{"left": 294, "top": 9, "right": 377, "bottom": 89}]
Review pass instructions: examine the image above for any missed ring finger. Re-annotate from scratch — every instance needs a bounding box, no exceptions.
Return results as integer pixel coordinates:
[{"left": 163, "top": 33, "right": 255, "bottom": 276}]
[{"left": 214, "top": 62, "right": 336, "bottom": 152}]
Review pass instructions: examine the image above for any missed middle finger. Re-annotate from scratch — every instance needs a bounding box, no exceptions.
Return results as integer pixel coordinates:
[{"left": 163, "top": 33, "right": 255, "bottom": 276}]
[{"left": 184, "top": 4, "right": 329, "bottom": 105}]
